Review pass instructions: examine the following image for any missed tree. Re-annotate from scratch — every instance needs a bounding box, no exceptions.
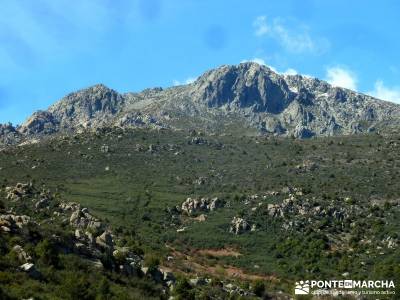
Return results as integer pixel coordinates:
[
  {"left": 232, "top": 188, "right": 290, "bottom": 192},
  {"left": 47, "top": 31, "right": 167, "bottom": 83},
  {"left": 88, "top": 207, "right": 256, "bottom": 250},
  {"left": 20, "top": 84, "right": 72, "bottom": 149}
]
[
  {"left": 174, "top": 278, "right": 195, "bottom": 300},
  {"left": 35, "top": 239, "right": 59, "bottom": 267},
  {"left": 252, "top": 280, "right": 265, "bottom": 297}
]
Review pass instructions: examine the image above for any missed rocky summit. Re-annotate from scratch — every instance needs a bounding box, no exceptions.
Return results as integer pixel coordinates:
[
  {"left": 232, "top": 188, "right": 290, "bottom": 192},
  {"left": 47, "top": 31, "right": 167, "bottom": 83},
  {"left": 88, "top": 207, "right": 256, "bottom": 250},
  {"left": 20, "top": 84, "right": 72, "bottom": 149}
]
[{"left": 2, "top": 62, "right": 400, "bottom": 145}]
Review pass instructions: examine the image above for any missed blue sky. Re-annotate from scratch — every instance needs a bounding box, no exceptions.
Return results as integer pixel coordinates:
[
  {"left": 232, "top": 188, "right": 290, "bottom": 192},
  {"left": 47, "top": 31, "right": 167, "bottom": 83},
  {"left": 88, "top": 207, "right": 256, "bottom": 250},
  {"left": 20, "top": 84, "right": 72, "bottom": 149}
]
[{"left": 1, "top": 0, "right": 400, "bottom": 124}]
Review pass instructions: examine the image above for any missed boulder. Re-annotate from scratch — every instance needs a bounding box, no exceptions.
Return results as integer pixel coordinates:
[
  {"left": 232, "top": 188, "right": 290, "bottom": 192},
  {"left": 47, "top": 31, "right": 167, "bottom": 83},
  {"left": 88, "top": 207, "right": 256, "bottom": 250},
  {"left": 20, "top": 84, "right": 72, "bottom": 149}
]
[
  {"left": 69, "top": 208, "right": 104, "bottom": 235},
  {"left": 19, "top": 263, "right": 41, "bottom": 279},
  {"left": 70, "top": 210, "right": 83, "bottom": 224},
  {"left": 0, "top": 214, "right": 32, "bottom": 232},
  {"left": 113, "top": 247, "right": 130, "bottom": 261},
  {"left": 87, "top": 220, "right": 104, "bottom": 236},
  {"left": 230, "top": 217, "right": 251, "bottom": 235},
  {"left": 96, "top": 231, "right": 114, "bottom": 251},
  {"left": 6, "top": 182, "right": 36, "bottom": 201},
  {"left": 190, "top": 277, "right": 207, "bottom": 286},
  {"left": 75, "top": 229, "right": 83, "bottom": 239},
  {"left": 190, "top": 137, "right": 207, "bottom": 145},
  {"left": 162, "top": 270, "right": 176, "bottom": 283},
  {"left": 181, "top": 197, "right": 224, "bottom": 215},
  {"left": 73, "top": 242, "right": 92, "bottom": 256},
  {"left": 12, "top": 245, "right": 32, "bottom": 263},
  {"left": 267, "top": 204, "right": 283, "bottom": 217},
  {"left": 35, "top": 197, "right": 50, "bottom": 209},
  {"left": 59, "top": 201, "right": 80, "bottom": 212},
  {"left": 193, "top": 177, "right": 207, "bottom": 185},
  {"left": 141, "top": 266, "right": 149, "bottom": 275},
  {"left": 100, "top": 144, "right": 109, "bottom": 153},
  {"left": 0, "top": 226, "right": 11, "bottom": 232},
  {"left": 209, "top": 197, "right": 224, "bottom": 211}
]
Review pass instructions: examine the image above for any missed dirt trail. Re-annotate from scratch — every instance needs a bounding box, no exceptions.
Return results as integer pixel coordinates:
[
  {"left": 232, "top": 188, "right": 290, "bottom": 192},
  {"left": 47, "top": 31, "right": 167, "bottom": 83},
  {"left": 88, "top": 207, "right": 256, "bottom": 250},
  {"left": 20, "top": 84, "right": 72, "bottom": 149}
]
[
  {"left": 164, "top": 245, "right": 279, "bottom": 282},
  {"left": 196, "top": 248, "right": 242, "bottom": 258}
]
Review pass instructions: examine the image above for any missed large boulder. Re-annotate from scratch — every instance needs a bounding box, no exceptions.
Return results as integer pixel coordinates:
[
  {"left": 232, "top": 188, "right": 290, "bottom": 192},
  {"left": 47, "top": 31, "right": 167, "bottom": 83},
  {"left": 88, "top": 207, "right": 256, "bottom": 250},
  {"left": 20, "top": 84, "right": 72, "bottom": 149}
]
[
  {"left": 209, "top": 197, "right": 224, "bottom": 211},
  {"left": 230, "top": 217, "right": 251, "bottom": 235},
  {"left": 181, "top": 197, "right": 224, "bottom": 215},
  {"left": 0, "top": 214, "right": 32, "bottom": 232},
  {"left": 69, "top": 207, "right": 104, "bottom": 235},
  {"left": 96, "top": 231, "right": 114, "bottom": 251},
  {"left": 5, "top": 182, "right": 36, "bottom": 201},
  {"left": 59, "top": 201, "right": 80, "bottom": 212},
  {"left": 267, "top": 204, "right": 283, "bottom": 217},
  {"left": 12, "top": 245, "right": 32, "bottom": 263}
]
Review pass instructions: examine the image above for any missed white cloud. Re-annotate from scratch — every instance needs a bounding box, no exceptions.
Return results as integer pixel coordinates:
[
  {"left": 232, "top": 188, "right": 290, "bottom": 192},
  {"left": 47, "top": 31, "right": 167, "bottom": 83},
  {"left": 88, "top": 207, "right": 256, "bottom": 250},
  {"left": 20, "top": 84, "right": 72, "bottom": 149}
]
[
  {"left": 252, "top": 16, "right": 329, "bottom": 54},
  {"left": 253, "top": 16, "right": 269, "bottom": 37},
  {"left": 368, "top": 80, "right": 400, "bottom": 103},
  {"left": 241, "top": 58, "right": 302, "bottom": 76},
  {"left": 283, "top": 68, "right": 298, "bottom": 76},
  {"left": 240, "top": 57, "right": 266, "bottom": 65},
  {"left": 249, "top": 57, "right": 266, "bottom": 66},
  {"left": 172, "top": 77, "right": 196, "bottom": 86},
  {"left": 325, "top": 66, "right": 357, "bottom": 90}
]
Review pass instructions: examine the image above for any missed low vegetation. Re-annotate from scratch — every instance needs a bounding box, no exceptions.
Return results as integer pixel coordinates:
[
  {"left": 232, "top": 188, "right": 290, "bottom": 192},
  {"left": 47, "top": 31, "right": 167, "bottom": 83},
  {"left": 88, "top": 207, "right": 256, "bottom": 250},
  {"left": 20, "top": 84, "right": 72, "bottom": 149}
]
[{"left": 0, "top": 128, "right": 399, "bottom": 299}]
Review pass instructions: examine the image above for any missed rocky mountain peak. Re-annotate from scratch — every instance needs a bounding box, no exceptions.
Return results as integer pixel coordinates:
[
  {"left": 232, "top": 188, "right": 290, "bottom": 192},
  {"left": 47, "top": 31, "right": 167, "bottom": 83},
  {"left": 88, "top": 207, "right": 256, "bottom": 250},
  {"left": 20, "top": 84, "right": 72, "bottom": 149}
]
[
  {"left": 192, "top": 63, "right": 293, "bottom": 113},
  {"left": 2, "top": 63, "right": 400, "bottom": 145},
  {"left": 49, "top": 84, "right": 121, "bottom": 109}
]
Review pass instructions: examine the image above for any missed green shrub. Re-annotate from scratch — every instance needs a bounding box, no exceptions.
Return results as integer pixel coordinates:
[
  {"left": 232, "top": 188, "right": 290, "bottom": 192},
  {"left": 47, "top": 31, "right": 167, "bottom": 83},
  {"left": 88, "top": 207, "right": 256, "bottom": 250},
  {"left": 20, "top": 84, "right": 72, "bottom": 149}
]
[
  {"left": 252, "top": 280, "right": 265, "bottom": 297},
  {"left": 144, "top": 253, "right": 160, "bottom": 269},
  {"left": 59, "top": 272, "right": 95, "bottom": 300},
  {"left": 96, "top": 277, "right": 112, "bottom": 300},
  {"left": 174, "top": 277, "right": 195, "bottom": 300},
  {"left": 35, "top": 239, "right": 59, "bottom": 267}
]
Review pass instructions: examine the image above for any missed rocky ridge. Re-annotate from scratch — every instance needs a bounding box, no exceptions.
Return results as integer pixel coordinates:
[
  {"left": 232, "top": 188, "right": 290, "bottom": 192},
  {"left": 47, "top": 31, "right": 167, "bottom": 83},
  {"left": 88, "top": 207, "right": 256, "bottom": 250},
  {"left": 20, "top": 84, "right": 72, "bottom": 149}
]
[
  {"left": 2, "top": 62, "right": 400, "bottom": 145},
  {"left": 1, "top": 182, "right": 175, "bottom": 288}
]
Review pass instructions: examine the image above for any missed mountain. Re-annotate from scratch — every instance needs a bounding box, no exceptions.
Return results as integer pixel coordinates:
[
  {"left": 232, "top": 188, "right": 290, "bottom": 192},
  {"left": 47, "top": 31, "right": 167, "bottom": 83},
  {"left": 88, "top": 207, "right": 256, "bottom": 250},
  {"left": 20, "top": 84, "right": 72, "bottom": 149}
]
[{"left": 2, "top": 62, "right": 400, "bottom": 144}]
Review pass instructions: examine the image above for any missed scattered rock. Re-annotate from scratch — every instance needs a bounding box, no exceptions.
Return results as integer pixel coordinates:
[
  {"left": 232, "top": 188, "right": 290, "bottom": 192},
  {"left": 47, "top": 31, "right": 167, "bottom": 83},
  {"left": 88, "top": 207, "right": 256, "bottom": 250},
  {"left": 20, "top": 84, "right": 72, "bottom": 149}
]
[
  {"left": 181, "top": 197, "right": 224, "bottom": 216},
  {"left": 100, "top": 144, "right": 109, "bottom": 153},
  {"left": 193, "top": 177, "right": 207, "bottom": 185},
  {"left": 96, "top": 231, "right": 114, "bottom": 251},
  {"left": 19, "top": 263, "right": 41, "bottom": 279},
  {"left": 189, "top": 137, "right": 208, "bottom": 145},
  {"left": 230, "top": 217, "right": 251, "bottom": 235},
  {"left": 176, "top": 227, "right": 186, "bottom": 233},
  {"left": 385, "top": 237, "right": 397, "bottom": 249},
  {"left": 69, "top": 207, "right": 104, "bottom": 236},
  {"left": 12, "top": 245, "right": 32, "bottom": 263},
  {"left": 190, "top": 277, "right": 207, "bottom": 286},
  {"left": 0, "top": 214, "right": 32, "bottom": 232},
  {"left": 5, "top": 182, "right": 36, "bottom": 201}
]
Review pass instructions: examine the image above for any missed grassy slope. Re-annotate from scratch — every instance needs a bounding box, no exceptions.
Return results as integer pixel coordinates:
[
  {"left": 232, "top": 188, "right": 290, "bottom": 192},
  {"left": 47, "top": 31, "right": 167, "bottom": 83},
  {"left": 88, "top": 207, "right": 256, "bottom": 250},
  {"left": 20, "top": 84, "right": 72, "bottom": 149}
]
[{"left": 1, "top": 129, "right": 399, "bottom": 296}]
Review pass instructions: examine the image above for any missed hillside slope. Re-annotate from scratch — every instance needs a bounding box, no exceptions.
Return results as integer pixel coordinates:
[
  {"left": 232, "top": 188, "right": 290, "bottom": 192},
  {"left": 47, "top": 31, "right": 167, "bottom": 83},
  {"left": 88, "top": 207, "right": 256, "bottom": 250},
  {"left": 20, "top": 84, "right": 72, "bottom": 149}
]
[{"left": 0, "top": 128, "right": 399, "bottom": 298}]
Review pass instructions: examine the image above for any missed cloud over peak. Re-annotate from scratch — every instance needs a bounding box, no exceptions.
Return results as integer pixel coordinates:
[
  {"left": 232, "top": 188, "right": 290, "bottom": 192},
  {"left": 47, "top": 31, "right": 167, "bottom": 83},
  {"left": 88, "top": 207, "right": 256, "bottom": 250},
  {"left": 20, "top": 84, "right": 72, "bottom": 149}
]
[
  {"left": 172, "top": 77, "right": 196, "bottom": 86},
  {"left": 368, "top": 80, "right": 400, "bottom": 103},
  {"left": 253, "top": 16, "right": 329, "bottom": 54},
  {"left": 325, "top": 66, "right": 357, "bottom": 90}
]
